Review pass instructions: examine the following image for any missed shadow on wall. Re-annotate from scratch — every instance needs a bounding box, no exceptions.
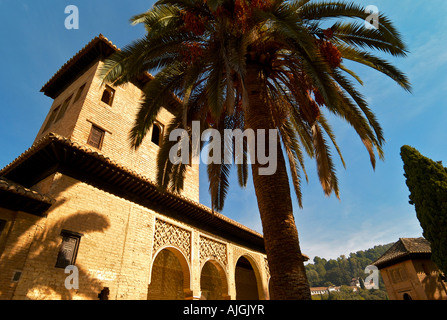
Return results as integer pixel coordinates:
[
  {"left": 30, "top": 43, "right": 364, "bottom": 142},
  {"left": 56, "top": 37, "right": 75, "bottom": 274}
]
[
  {"left": 0, "top": 210, "right": 111, "bottom": 300},
  {"left": 420, "top": 267, "right": 447, "bottom": 300}
]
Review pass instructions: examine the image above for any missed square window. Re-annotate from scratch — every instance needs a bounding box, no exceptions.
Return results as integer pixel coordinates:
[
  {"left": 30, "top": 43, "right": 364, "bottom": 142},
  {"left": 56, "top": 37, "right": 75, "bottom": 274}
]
[
  {"left": 55, "top": 230, "right": 82, "bottom": 269},
  {"left": 11, "top": 271, "right": 22, "bottom": 282},
  {"left": 87, "top": 125, "right": 105, "bottom": 150},
  {"left": 42, "top": 105, "right": 60, "bottom": 132},
  {"left": 390, "top": 267, "right": 406, "bottom": 283},
  {"left": 73, "top": 83, "right": 86, "bottom": 103},
  {"left": 55, "top": 95, "right": 73, "bottom": 123},
  {"left": 101, "top": 85, "right": 115, "bottom": 106}
]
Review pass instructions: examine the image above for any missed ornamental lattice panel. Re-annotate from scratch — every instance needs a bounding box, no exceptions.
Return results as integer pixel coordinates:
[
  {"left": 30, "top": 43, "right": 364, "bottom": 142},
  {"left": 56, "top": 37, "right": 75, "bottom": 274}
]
[
  {"left": 200, "top": 236, "right": 227, "bottom": 267},
  {"left": 153, "top": 219, "right": 191, "bottom": 260}
]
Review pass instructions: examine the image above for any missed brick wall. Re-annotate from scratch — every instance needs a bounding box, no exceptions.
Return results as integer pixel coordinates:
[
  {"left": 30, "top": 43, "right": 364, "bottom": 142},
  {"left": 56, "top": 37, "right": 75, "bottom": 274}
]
[
  {"left": 0, "top": 173, "right": 153, "bottom": 299},
  {"left": 0, "top": 173, "right": 269, "bottom": 300},
  {"left": 380, "top": 259, "right": 447, "bottom": 300},
  {"left": 147, "top": 249, "right": 185, "bottom": 300},
  {"left": 0, "top": 209, "right": 44, "bottom": 299},
  {"left": 200, "top": 261, "right": 224, "bottom": 300}
]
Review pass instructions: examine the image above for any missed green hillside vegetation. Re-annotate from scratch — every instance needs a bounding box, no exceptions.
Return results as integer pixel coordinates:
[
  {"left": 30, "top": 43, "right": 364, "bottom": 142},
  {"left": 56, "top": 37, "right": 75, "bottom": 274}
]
[
  {"left": 305, "top": 243, "right": 394, "bottom": 300},
  {"left": 311, "top": 285, "right": 389, "bottom": 300}
]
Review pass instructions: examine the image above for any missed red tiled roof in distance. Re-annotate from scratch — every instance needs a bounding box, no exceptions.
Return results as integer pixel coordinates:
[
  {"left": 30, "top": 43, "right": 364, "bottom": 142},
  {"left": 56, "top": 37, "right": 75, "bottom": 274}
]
[{"left": 373, "top": 237, "right": 431, "bottom": 269}]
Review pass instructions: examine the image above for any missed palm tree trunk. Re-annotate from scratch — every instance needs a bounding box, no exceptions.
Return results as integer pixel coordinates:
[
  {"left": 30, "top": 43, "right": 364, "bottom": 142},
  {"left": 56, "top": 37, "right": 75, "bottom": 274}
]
[{"left": 245, "top": 64, "right": 311, "bottom": 300}]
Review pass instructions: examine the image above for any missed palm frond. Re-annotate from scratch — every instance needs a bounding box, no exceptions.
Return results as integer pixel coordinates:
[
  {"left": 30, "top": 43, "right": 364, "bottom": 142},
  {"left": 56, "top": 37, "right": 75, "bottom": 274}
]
[
  {"left": 104, "top": 0, "right": 410, "bottom": 213},
  {"left": 338, "top": 64, "right": 363, "bottom": 85},
  {"left": 328, "top": 87, "right": 382, "bottom": 169},
  {"left": 130, "top": 61, "right": 186, "bottom": 148},
  {"left": 206, "top": 121, "right": 232, "bottom": 211},
  {"left": 312, "top": 122, "right": 340, "bottom": 199},
  {"left": 206, "top": 43, "right": 226, "bottom": 119},
  {"left": 331, "top": 21, "right": 407, "bottom": 57},
  {"left": 278, "top": 120, "right": 308, "bottom": 207},
  {"left": 337, "top": 44, "right": 412, "bottom": 92},
  {"left": 317, "top": 113, "right": 346, "bottom": 169},
  {"left": 331, "top": 68, "right": 384, "bottom": 146},
  {"left": 131, "top": 4, "right": 182, "bottom": 31}
]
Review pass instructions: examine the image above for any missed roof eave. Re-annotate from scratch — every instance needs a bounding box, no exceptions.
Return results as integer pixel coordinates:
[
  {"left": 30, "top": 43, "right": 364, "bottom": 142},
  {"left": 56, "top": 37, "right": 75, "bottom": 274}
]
[
  {"left": 0, "top": 178, "right": 54, "bottom": 216},
  {"left": 0, "top": 133, "right": 266, "bottom": 252},
  {"left": 374, "top": 252, "right": 432, "bottom": 270},
  {"left": 40, "top": 34, "right": 119, "bottom": 99}
]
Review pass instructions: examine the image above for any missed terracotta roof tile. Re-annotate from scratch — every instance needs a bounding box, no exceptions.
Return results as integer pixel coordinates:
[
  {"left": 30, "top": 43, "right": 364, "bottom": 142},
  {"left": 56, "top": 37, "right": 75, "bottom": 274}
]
[
  {"left": 40, "top": 34, "right": 118, "bottom": 97},
  {"left": 373, "top": 237, "right": 431, "bottom": 268},
  {"left": 0, "top": 133, "right": 264, "bottom": 240},
  {"left": 0, "top": 177, "right": 53, "bottom": 205}
]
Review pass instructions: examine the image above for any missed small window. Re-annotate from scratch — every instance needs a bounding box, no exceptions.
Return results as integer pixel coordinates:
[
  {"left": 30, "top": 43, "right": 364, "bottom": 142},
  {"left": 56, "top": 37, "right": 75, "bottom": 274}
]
[
  {"left": 55, "top": 230, "right": 82, "bottom": 269},
  {"left": 390, "top": 269, "right": 401, "bottom": 283},
  {"left": 0, "top": 219, "right": 8, "bottom": 257},
  {"left": 151, "top": 123, "right": 163, "bottom": 146},
  {"left": 403, "top": 293, "right": 412, "bottom": 300},
  {"left": 42, "top": 105, "right": 61, "bottom": 132},
  {"left": 73, "top": 83, "right": 86, "bottom": 103},
  {"left": 11, "top": 271, "right": 22, "bottom": 282},
  {"left": 390, "top": 267, "right": 407, "bottom": 283},
  {"left": 101, "top": 85, "right": 115, "bottom": 106},
  {"left": 87, "top": 125, "right": 105, "bottom": 150},
  {"left": 55, "top": 95, "right": 73, "bottom": 123}
]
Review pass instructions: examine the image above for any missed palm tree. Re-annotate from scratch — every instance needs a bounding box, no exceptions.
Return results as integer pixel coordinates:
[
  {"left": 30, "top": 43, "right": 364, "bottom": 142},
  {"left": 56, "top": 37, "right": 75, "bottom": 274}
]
[{"left": 100, "top": 0, "right": 410, "bottom": 300}]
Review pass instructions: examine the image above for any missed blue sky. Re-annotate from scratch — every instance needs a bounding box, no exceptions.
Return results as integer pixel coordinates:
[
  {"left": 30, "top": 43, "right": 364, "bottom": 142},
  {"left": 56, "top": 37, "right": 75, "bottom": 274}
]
[{"left": 0, "top": 0, "right": 446, "bottom": 261}]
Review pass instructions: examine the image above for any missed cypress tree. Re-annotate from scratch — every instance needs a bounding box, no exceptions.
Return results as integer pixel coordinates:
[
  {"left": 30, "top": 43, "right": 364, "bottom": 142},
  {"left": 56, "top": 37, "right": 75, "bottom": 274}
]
[
  {"left": 400, "top": 145, "right": 447, "bottom": 277},
  {"left": 359, "top": 278, "right": 366, "bottom": 290}
]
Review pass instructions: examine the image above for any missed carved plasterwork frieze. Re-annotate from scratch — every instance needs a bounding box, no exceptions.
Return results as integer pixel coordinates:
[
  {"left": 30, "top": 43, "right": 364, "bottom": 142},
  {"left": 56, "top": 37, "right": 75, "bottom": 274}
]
[
  {"left": 200, "top": 236, "right": 227, "bottom": 267},
  {"left": 153, "top": 219, "right": 191, "bottom": 260}
]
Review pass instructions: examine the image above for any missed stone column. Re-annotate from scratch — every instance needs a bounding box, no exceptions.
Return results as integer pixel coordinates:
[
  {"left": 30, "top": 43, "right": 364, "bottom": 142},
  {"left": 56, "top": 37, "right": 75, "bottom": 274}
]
[
  {"left": 227, "top": 244, "right": 237, "bottom": 300},
  {"left": 190, "top": 230, "right": 202, "bottom": 299}
]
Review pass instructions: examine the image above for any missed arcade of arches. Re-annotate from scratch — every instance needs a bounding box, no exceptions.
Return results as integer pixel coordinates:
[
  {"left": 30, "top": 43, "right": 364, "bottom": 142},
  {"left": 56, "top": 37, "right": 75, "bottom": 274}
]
[
  {"left": 143, "top": 217, "right": 272, "bottom": 300},
  {"left": 146, "top": 229, "right": 270, "bottom": 301}
]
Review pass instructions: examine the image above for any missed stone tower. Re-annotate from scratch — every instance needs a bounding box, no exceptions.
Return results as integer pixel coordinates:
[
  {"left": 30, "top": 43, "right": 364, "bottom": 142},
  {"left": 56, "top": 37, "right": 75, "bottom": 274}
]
[{"left": 35, "top": 34, "right": 199, "bottom": 202}]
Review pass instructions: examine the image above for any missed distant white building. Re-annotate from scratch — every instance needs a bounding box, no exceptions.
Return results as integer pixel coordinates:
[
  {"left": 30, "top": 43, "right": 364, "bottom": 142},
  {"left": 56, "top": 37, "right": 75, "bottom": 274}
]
[
  {"left": 310, "top": 286, "right": 358, "bottom": 296},
  {"left": 350, "top": 278, "right": 361, "bottom": 287},
  {"left": 310, "top": 286, "right": 341, "bottom": 295},
  {"left": 310, "top": 287, "right": 331, "bottom": 295},
  {"left": 364, "top": 278, "right": 377, "bottom": 290}
]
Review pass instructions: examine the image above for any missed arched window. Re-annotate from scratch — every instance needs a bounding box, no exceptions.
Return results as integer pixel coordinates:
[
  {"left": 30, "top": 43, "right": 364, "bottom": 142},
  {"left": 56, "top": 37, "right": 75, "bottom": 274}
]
[
  {"left": 101, "top": 85, "right": 115, "bottom": 106},
  {"left": 403, "top": 293, "right": 412, "bottom": 300},
  {"left": 151, "top": 123, "right": 162, "bottom": 146}
]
